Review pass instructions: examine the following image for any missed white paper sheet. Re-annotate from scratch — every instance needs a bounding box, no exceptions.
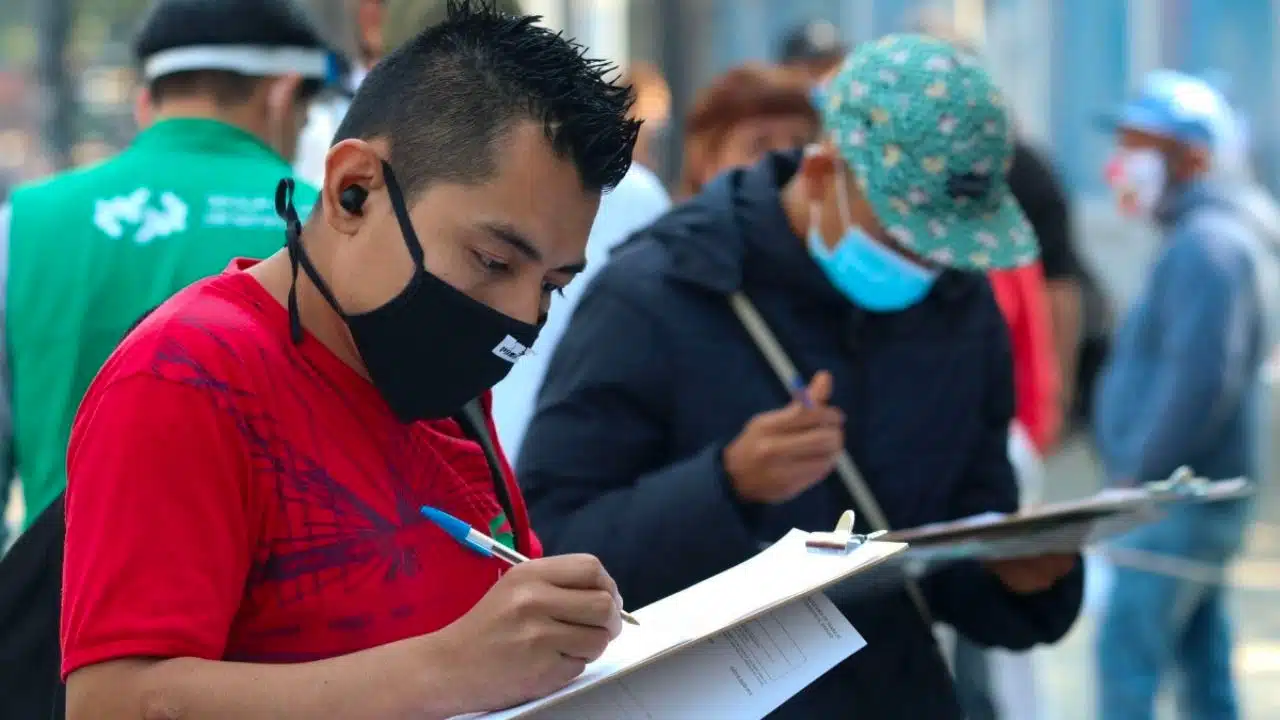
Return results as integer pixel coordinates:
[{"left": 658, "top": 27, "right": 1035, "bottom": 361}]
[
  {"left": 465, "top": 530, "right": 904, "bottom": 719},
  {"left": 523, "top": 592, "right": 863, "bottom": 719}
]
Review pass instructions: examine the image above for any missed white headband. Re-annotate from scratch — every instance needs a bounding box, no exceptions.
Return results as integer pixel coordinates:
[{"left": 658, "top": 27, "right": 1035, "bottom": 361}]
[{"left": 143, "top": 44, "right": 328, "bottom": 81}]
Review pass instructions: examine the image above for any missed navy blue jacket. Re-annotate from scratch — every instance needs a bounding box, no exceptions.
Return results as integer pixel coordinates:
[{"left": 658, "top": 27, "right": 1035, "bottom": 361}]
[{"left": 518, "top": 152, "right": 1083, "bottom": 718}]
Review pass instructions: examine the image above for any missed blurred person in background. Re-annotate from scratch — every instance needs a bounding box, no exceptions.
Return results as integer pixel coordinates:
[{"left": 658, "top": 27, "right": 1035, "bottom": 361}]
[
  {"left": 1095, "top": 70, "right": 1280, "bottom": 720},
  {"left": 621, "top": 61, "right": 671, "bottom": 173},
  {"left": 516, "top": 36, "right": 1082, "bottom": 719},
  {"left": 0, "top": 171, "right": 9, "bottom": 554},
  {"left": 1006, "top": 143, "right": 1082, "bottom": 445},
  {"left": 961, "top": 142, "right": 1064, "bottom": 720},
  {"left": 779, "top": 20, "right": 848, "bottom": 86},
  {"left": 0, "top": 0, "right": 333, "bottom": 536},
  {"left": 0, "top": 0, "right": 333, "bottom": 714},
  {"left": 678, "top": 63, "right": 819, "bottom": 199},
  {"left": 295, "top": 0, "right": 386, "bottom": 185},
  {"left": 914, "top": 21, "right": 1080, "bottom": 720},
  {"left": 914, "top": 15, "right": 1079, "bottom": 462},
  {"left": 492, "top": 62, "right": 672, "bottom": 459}
]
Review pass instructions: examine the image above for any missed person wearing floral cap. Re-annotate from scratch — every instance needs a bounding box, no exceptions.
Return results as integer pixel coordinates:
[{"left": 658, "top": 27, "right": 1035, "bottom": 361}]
[{"left": 516, "top": 34, "right": 1083, "bottom": 718}]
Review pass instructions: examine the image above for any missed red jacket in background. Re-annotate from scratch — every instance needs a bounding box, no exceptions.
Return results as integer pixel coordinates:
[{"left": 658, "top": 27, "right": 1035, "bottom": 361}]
[{"left": 989, "top": 261, "right": 1062, "bottom": 454}]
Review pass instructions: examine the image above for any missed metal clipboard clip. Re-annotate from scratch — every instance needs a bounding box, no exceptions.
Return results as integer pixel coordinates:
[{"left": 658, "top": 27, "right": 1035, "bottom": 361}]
[
  {"left": 805, "top": 510, "right": 887, "bottom": 554},
  {"left": 1142, "top": 466, "right": 1253, "bottom": 503},
  {"left": 1144, "top": 466, "right": 1211, "bottom": 498}
]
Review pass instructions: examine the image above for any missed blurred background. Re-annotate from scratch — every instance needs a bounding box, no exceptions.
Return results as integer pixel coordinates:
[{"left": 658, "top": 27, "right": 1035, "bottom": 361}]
[
  {"left": 3, "top": 0, "right": 1279, "bottom": 308},
  {"left": 1, "top": 1, "right": 1278, "bottom": 717},
  {"left": 4, "top": 0, "right": 1278, "bottom": 194}
]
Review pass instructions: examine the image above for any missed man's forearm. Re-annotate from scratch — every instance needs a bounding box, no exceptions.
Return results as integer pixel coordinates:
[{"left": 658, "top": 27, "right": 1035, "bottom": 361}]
[{"left": 68, "top": 635, "right": 463, "bottom": 720}]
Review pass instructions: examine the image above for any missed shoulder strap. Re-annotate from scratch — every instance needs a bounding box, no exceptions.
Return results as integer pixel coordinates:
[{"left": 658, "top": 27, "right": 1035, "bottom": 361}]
[
  {"left": 728, "top": 292, "right": 935, "bottom": 624},
  {"left": 453, "top": 399, "right": 524, "bottom": 556}
]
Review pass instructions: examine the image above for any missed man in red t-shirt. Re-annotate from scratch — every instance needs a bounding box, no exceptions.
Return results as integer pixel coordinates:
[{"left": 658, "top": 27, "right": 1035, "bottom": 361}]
[{"left": 61, "top": 2, "right": 640, "bottom": 717}]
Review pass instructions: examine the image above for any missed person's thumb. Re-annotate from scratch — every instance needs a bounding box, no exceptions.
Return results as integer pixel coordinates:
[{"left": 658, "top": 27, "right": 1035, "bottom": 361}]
[{"left": 807, "top": 370, "right": 834, "bottom": 405}]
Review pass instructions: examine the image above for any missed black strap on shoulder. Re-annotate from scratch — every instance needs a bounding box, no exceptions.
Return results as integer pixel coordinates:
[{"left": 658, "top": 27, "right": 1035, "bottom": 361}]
[{"left": 453, "top": 400, "right": 525, "bottom": 556}]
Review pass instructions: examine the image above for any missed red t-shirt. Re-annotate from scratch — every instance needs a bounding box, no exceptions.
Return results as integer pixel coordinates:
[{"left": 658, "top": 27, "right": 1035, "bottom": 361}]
[
  {"left": 61, "top": 260, "right": 541, "bottom": 678},
  {"left": 988, "top": 261, "right": 1062, "bottom": 454}
]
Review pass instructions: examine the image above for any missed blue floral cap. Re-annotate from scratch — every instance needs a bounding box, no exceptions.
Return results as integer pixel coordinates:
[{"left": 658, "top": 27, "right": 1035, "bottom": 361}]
[{"left": 822, "top": 34, "right": 1037, "bottom": 270}]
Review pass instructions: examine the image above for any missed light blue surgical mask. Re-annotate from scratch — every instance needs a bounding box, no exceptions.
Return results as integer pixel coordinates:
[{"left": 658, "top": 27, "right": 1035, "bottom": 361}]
[
  {"left": 806, "top": 171, "right": 939, "bottom": 312},
  {"left": 809, "top": 84, "right": 828, "bottom": 113}
]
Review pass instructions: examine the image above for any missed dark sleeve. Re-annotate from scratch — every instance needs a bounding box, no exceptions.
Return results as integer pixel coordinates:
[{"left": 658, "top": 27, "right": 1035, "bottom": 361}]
[
  {"left": 517, "top": 286, "right": 759, "bottom": 609},
  {"left": 922, "top": 293, "right": 1085, "bottom": 649},
  {"left": 1010, "top": 144, "right": 1080, "bottom": 282}
]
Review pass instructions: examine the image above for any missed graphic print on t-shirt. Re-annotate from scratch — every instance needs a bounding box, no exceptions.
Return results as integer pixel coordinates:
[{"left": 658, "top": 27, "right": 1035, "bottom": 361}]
[
  {"left": 489, "top": 512, "right": 515, "bottom": 550},
  {"left": 146, "top": 312, "right": 523, "bottom": 662}
]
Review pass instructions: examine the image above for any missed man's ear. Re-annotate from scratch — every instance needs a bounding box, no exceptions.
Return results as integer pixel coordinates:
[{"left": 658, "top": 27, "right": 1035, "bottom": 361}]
[
  {"left": 1184, "top": 144, "right": 1213, "bottom": 181},
  {"left": 266, "top": 73, "right": 302, "bottom": 117},
  {"left": 797, "top": 142, "right": 838, "bottom": 205},
  {"left": 320, "top": 139, "right": 386, "bottom": 235}
]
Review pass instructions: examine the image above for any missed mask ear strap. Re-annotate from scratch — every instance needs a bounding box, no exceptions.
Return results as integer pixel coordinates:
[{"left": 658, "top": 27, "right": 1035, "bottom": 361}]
[
  {"left": 381, "top": 161, "right": 426, "bottom": 268},
  {"left": 833, "top": 164, "right": 855, "bottom": 229},
  {"left": 277, "top": 178, "right": 350, "bottom": 343},
  {"left": 808, "top": 200, "right": 823, "bottom": 238},
  {"left": 277, "top": 179, "right": 311, "bottom": 343},
  {"left": 803, "top": 143, "right": 832, "bottom": 245}
]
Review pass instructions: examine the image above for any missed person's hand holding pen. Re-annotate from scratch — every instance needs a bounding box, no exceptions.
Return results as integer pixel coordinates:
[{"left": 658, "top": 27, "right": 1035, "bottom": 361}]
[
  {"left": 723, "top": 370, "right": 845, "bottom": 504},
  {"left": 424, "top": 551, "right": 627, "bottom": 714}
]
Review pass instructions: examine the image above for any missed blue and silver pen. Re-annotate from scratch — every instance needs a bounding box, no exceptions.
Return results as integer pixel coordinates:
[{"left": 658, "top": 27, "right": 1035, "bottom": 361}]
[
  {"left": 790, "top": 375, "right": 814, "bottom": 408},
  {"left": 420, "top": 505, "right": 639, "bottom": 625}
]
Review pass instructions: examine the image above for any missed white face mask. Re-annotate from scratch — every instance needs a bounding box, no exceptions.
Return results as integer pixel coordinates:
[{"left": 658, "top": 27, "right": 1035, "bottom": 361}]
[{"left": 1107, "top": 148, "right": 1168, "bottom": 218}]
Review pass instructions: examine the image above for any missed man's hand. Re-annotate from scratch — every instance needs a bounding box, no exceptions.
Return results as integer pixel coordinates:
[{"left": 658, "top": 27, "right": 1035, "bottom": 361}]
[
  {"left": 723, "top": 371, "right": 845, "bottom": 504},
  {"left": 985, "top": 554, "right": 1077, "bottom": 594},
  {"left": 428, "top": 554, "right": 625, "bottom": 714}
]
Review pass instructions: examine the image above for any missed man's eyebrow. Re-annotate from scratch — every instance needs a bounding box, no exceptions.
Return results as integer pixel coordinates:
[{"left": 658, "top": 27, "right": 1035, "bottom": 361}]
[{"left": 482, "top": 222, "right": 586, "bottom": 274}]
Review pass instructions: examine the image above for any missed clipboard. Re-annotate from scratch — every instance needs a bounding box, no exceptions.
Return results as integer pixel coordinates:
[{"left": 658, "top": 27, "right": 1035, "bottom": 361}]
[
  {"left": 466, "top": 511, "right": 907, "bottom": 720},
  {"left": 884, "top": 468, "right": 1255, "bottom": 562}
]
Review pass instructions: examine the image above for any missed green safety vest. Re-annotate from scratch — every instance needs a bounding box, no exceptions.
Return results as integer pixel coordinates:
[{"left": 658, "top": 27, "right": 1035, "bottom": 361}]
[{"left": 6, "top": 118, "right": 317, "bottom": 527}]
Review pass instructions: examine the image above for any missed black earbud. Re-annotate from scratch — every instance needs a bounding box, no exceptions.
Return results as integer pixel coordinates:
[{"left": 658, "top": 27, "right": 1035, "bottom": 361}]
[{"left": 339, "top": 185, "right": 368, "bottom": 215}]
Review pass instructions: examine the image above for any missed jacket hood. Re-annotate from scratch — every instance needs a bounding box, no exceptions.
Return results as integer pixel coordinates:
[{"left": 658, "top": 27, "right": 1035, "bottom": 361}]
[
  {"left": 1235, "top": 183, "right": 1280, "bottom": 250},
  {"left": 633, "top": 151, "right": 849, "bottom": 308},
  {"left": 1161, "top": 178, "right": 1280, "bottom": 240}
]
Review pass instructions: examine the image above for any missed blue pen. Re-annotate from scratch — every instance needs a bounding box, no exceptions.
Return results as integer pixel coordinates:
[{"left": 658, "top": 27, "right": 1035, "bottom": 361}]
[
  {"left": 420, "top": 505, "right": 640, "bottom": 626},
  {"left": 790, "top": 375, "right": 814, "bottom": 408},
  {"left": 421, "top": 505, "right": 527, "bottom": 565}
]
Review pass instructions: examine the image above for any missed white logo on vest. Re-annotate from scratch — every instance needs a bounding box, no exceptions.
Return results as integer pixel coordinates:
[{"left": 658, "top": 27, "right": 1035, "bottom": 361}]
[
  {"left": 204, "top": 194, "right": 309, "bottom": 230},
  {"left": 93, "top": 188, "right": 190, "bottom": 244}
]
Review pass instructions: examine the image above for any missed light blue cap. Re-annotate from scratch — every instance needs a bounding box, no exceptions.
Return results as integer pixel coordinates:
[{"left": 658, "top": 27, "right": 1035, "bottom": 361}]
[{"left": 1102, "top": 70, "right": 1233, "bottom": 148}]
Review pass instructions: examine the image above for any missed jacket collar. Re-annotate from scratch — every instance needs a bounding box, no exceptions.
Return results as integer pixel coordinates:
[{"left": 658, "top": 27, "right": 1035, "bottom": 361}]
[
  {"left": 130, "top": 118, "right": 288, "bottom": 165},
  {"left": 662, "top": 151, "right": 837, "bottom": 300}
]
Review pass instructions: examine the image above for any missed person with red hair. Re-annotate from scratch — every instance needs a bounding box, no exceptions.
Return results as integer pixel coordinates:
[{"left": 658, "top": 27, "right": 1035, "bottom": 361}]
[
  {"left": 679, "top": 63, "right": 820, "bottom": 199},
  {"left": 620, "top": 61, "right": 671, "bottom": 173}
]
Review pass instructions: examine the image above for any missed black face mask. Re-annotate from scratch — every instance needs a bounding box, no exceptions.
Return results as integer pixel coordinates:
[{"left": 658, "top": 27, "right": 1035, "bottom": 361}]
[{"left": 275, "top": 163, "right": 540, "bottom": 423}]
